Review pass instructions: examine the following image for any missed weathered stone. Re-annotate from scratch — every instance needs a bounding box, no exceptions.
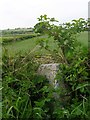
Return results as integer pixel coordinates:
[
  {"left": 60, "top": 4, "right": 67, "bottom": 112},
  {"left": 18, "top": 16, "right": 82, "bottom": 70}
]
[
  {"left": 37, "top": 63, "right": 70, "bottom": 107},
  {"left": 37, "top": 63, "right": 60, "bottom": 88}
]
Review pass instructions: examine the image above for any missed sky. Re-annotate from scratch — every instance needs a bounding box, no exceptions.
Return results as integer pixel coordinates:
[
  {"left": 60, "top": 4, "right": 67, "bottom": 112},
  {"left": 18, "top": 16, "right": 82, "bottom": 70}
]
[{"left": 0, "top": 0, "right": 90, "bottom": 30}]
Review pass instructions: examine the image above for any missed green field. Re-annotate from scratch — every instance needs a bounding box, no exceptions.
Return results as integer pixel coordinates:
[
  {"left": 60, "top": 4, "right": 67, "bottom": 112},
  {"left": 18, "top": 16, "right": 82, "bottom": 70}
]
[
  {"left": 77, "top": 31, "right": 88, "bottom": 47},
  {"left": 3, "top": 35, "right": 58, "bottom": 56},
  {"left": 2, "top": 31, "right": 88, "bottom": 56}
]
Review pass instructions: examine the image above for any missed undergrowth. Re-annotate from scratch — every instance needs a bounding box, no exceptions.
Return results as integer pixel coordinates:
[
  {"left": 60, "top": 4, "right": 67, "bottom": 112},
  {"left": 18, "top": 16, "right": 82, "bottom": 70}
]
[
  {"left": 2, "top": 49, "right": 55, "bottom": 119},
  {"left": 2, "top": 15, "right": 90, "bottom": 119}
]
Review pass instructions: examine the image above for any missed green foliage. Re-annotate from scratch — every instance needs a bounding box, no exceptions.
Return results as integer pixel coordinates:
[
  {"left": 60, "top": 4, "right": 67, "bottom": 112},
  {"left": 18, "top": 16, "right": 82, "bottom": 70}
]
[
  {"left": 2, "top": 28, "right": 33, "bottom": 35},
  {"left": 61, "top": 49, "right": 89, "bottom": 119},
  {"left": 2, "top": 15, "right": 90, "bottom": 119},
  {"left": 2, "top": 50, "right": 55, "bottom": 119},
  {"left": 34, "top": 14, "right": 58, "bottom": 34},
  {"left": 33, "top": 15, "right": 90, "bottom": 119},
  {"left": 2, "top": 33, "right": 40, "bottom": 44},
  {"left": 34, "top": 15, "right": 88, "bottom": 60}
]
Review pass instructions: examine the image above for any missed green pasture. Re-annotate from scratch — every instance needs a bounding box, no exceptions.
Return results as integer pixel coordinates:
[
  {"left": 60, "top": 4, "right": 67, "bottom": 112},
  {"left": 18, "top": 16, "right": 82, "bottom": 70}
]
[
  {"left": 2, "top": 31, "right": 88, "bottom": 56},
  {"left": 77, "top": 31, "right": 88, "bottom": 47},
  {"left": 3, "top": 35, "right": 58, "bottom": 56}
]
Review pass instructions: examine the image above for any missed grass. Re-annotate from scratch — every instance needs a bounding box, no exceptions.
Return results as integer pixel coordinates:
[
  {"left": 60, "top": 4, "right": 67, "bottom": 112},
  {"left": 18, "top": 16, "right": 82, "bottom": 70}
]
[
  {"left": 3, "top": 31, "right": 88, "bottom": 56},
  {"left": 3, "top": 36, "right": 38, "bottom": 55},
  {"left": 3, "top": 35, "right": 58, "bottom": 56},
  {"left": 77, "top": 31, "right": 88, "bottom": 47},
  {"left": 2, "top": 31, "right": 89, "bottom": 119}
]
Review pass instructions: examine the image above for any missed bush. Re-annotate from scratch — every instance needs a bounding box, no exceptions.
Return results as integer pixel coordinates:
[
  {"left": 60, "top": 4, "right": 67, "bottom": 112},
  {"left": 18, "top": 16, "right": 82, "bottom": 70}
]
[
  {"left": 2, "top": 33, "right": 40, "bottom": 44},
  {"left": 56, "top": 47, "right": 90, "bottom": 119},
  {"left": 33, "top": 15, "right": 90, "bottom": 119},
  {"left": 2, "top": 15, "right": 90, "bottom": 119},
  {"left": 2, "top": 50, "right": 55, "bottom": 119}
]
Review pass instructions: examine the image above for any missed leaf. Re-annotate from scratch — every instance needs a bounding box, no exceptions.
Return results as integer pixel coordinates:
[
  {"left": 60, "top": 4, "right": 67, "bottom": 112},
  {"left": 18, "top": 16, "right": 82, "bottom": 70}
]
[
  {"left": 75, "top": 83, "right": 89, "bottom": 91},
  {"left": 80, "top": 87, "right": 84, "bottom": 93},
  {"left": 0, "top": 87, "right": 3, "bottom": 91},
  {"left": 71, "top": 103, "right": 82, "bottom": 115},
  {"left": 7, "top": 106, "right": 13, "bottom": 115}
]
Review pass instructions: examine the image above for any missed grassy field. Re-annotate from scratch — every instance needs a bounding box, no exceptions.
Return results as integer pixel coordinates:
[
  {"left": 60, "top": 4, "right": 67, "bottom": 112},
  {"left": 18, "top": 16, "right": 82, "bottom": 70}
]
[
  {"left": 77, "top": 31, "right": 88, "bottom": 47},
  {"left": 3, "top": 35, "right": 58, "bottom": 56},
  {"left": 2, "top": 31, "right": 88, "bottom": 56},
  {"left": 3, "top": 36, "right": 39, "bottom": 55}
]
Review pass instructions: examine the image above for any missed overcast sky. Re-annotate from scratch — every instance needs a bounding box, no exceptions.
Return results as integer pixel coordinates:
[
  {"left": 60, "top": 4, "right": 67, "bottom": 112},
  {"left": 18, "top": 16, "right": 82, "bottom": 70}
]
[{"left": 0, "top": 0, "right": 89, "bottom": 30}]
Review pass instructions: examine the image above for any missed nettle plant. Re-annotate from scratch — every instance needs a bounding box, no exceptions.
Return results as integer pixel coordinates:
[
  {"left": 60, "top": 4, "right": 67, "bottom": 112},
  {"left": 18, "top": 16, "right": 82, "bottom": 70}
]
[{"left": 34, "top": 15, "right": 90, "bottom": 119}]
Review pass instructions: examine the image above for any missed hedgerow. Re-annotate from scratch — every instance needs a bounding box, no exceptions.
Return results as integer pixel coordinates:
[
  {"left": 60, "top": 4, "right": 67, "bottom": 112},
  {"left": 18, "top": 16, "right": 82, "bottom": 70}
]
[{"left": 2, "top": 15, "right": 90, "bottom": 119}]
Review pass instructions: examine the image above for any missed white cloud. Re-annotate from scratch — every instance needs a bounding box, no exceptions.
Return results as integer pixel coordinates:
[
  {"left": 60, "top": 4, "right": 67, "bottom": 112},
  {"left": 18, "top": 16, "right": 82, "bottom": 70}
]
[{"left": 0, "top": 0, "right": 89, "bottom": 29}]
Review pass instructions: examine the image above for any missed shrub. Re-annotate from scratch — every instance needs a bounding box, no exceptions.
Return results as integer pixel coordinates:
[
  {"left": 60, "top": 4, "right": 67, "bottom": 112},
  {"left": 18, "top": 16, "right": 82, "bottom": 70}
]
[{"left": 2, "top": 50, "right": 55, "bottom": 119}]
